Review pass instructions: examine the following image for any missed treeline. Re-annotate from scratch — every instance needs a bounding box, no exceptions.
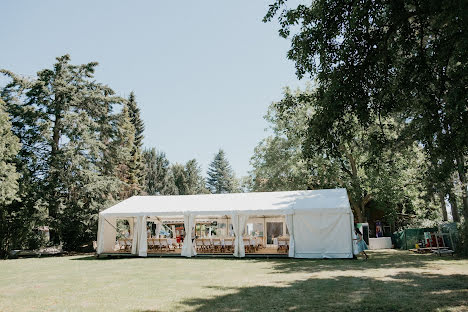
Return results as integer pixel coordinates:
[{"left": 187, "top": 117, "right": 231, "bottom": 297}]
[
  {"left": 143, "top": 148, "right": 240, "bottom": 196},
  {"left": 0, "top": 55, "right": 239, "bottom": 257},
  {"left": 252, "top": 0, "right": 467, "bottom": 253}
]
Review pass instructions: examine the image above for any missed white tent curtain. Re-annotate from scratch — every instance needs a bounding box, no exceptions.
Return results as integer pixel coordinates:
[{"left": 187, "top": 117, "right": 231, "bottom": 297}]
[
  {"left": 285, "top": 214, "right": 295, "bottom": 257},
  {"left": 128, "top": 218, "right": 134, "bottom": 238},
  {"left": 350, "top": 213, "right": 358, "bottom": 255},
  {"left": 232, "top": 214, "right": 248, "bottom": 257},
  {"left": 232, "top": 214, "right": 239, "bottom": 257},
  {"left": 131, "top": 216, "right": 140, "bottom": 255},
  {"left": 96, "top": 215, "right": 104, "bottom": 254},
  {"left": 155, "top": 221, "right": 161, "bottom": 238},
  {"left": 138, "top": 216, "right": 148, "bottom": 257},
  {"left": 98, "top": 216, "right": 116, "bottom": 253},
  {"left": 181, "top": 214, "right": 197, "bottom": 257}
]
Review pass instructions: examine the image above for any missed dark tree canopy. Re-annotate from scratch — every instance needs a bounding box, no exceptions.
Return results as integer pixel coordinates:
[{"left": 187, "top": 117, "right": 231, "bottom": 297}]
[
  {"left": 265, "top": 0, "right": 468, "bottom": 252},
  {"left": 1, "top": 55, "right": 128, "bottom": 251}
]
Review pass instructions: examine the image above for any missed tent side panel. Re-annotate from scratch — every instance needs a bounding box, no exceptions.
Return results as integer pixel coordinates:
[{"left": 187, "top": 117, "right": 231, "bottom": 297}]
[
  {"left": 293, "top": 211, "right": 353, "bottom": 259},
  {"left": 100, "top": 216, "right": 117, "bottom": 253}
]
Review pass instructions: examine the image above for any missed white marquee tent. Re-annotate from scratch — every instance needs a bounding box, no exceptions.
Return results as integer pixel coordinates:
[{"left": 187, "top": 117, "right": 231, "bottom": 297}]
[{"left": 97, "top": 188, "right": 355, "bottom": 258}]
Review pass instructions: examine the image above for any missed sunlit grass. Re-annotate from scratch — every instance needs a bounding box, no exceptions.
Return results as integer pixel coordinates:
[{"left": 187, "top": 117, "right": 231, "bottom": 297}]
[{"left": 0, "top": 250, "right": 467, "bottom": 311}]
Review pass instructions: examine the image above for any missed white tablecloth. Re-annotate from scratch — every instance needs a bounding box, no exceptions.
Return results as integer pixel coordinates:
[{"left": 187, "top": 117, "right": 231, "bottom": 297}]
[{"left": 369, "top": 237, "right": 392, "bottom": 250}]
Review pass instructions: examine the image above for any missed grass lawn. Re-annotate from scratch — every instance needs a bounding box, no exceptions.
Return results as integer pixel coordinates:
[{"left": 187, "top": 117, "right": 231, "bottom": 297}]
[{"left": 0, "top": 250, "right": 467, "bottom": 312}]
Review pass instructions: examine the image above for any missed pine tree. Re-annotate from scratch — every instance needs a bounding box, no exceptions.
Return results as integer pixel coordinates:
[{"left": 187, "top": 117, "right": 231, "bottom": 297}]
[
  {"left": 143, "top": 148, "right": 177, "bottom": 195},
  {"left": 127, "top": 92, "right": 146, "bottom": 190},
  {"left": 184, "top": 159, "right": 209, "bottom": 194},
  {"left": 0, "top": 100, "right": 23, "bottom": 257},
  {"left": 115, "top": 103, "right": 137, "bottom": 198},
  {"left": 172, "top": 163, "right": 188, "bottom": 195},
  {"left": 0, "top": 100, "right": 20, "bottom": 206},
  {"left": 127, "top": 92, "right": 144, "bottom": 150},
  {"left": 1, "top": 77, "right": 49, "bottom": 257},
  {"left": 206, "top": 149, "right": 238, "bottom": 194},
  {"left": 1, "top": 55, "right": 126, "bottom": 250},
  {"left": 172, "top": 159, "right": 208, "bottom": 195}
]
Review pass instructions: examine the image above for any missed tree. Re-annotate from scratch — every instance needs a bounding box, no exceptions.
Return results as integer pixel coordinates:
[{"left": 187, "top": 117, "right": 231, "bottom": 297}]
[
  {"left": 1, "top": 55, "right": 125, "bottom": 250},
  {"left": 265, "top": 0, "right": 468, "bottom": 252},
  {"left": 184, "top": 159, "right": 210, "bottom": 195},
  {"left": 127, "top": 92, "right": 144, "bottom": 150},
  {"left": 0, "top": 100, "right": 20, "bottom": 206},
  {"left": 0, "top": 100, "right": 23, "bottom": 257},
  {"left": 250, "top": 87, "right": 315, "bottom": 192},
  {"left": 171, "top": 164, "right": 186, "bottom": 195},
  {"left": 143, "top": 148, "right": 178, "bottom": 195},
  {"left": 114, "top": 103, "right": 138, "bottom": 198},
  {"left": 127, "top": 92, "right": 146, "bottom": 190},
  {"left": 172, "top": 159, "right": 209, "bottom": 195},
  {"left": 251, "top": 87, "right": 433, "bottom": 226},
  {"left": 207, "top": 149, "right": 238, "bottom": 194}
]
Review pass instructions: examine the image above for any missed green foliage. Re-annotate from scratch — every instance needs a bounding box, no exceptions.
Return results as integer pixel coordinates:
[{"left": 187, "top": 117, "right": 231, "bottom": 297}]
[
  {"left": 250, "top": 87, "right": 315, "bottom": 192},
  {"left": 0, "top": 100, "right": 20, "bottom": 205},
  {"left": 172, "top": 159, "right": 209, "bottom": 195},
  {"left": 114, "top": 103, "right": 140, "bottom": 198},
  {"left": 144, "top": 149, "right": 208, "bottom": 196},
  {"left": 127, "top": 92, "right": 144, "bottom": 150},
  {"left": 0, "top": 100, "right": 23, "bottom": 257},
  {"left": 207, "top": 149, "right": 239, "bottom": 194},
  {"left": 143, "top": 148, "right": 178, "bottom": 195},
  {"left": 251, "top": 86, "right": 434, "bottom": 225},
  {"left": 127, "top": 92, "right": 146, "bottom": 190},
  {"left": 1, "top": 55, "right": 127, "bottom": 251},
  {"left": 0, "top": 55, "right": 216, "bottom": 253},
  {"left": 265, "top": 0, "right": 468, "bottom": 252}
]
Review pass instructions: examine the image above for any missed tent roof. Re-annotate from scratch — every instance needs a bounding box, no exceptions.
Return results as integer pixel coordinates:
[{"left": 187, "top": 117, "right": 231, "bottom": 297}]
[{"left": 100, "top": 188, "right": 350, "bottom": 217}]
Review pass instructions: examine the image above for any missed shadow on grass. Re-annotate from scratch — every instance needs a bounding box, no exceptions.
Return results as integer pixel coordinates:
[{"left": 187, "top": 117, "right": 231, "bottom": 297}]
[
  {"left": 253, "top": 250, "right": 464, "bottom": 275},
  {"left": 70, "top": 255, "right": 102, "bottom": 261},
  {"left": 177, "top": 271, "right": 468, "bottom": 312},
  {"left": 69, "top": 254, "right": 288, "bottom": 261},
  {"left": 70, "top": 250, "right": 460, "bottom": 267}
]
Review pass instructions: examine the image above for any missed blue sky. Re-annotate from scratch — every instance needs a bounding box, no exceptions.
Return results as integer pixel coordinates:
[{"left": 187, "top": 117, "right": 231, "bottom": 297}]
[{"left": 0, "top": 0, "right": 306, "bottom": 177}]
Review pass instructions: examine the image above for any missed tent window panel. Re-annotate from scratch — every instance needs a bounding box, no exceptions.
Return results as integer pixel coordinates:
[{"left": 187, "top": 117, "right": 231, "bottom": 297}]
[
  {"left": 246, "top": 223, "right": 264, "bottom": 237},
  {"left": 267, "top": 222, "right": 283, "bottom": 244},
  {"left": 116, "top": 219, "right": 131, "bottom": 239}
]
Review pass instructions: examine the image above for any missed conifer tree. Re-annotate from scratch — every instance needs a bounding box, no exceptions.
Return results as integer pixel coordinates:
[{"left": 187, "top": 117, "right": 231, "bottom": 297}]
[
  {"left": 0, "top": 100, "right": 23, "bottom": 257},
  {"left": 115, "top": 103, "right": 138, "bottom": 198},
  {"left": 127, "top": 92, "right": 144, "bottom": 150},
  {"left": 172, "top": 159, "right": 208, "bottom": 195},
  {"left": 185, "top": 159, "right": 209, "bottom": 195},
  {"left": 206, "top": 149, "right": 238, "bottom": 194},
  {"left": 1, "top": 55, "right": 126, "bottom": 249},
  {"left": 143, "top": 148, "right": 177, "bottom": 195},
  {"left": 0, "top": 100, "right": 20, "bottom": 206},
  {"left": 127, "top": 92, "right": 146, "bottom": 190},
  {"left": 172, "top": 163, "right": 187, "bottom": 195}
]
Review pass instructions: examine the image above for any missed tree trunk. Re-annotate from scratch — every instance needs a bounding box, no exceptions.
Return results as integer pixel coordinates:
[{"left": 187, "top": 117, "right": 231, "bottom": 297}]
[
  {"left": 448, "top": 190, "right": 460, "bottom": 222},
  {"left": 438, "top": 191, "right": 448, "bottom": 221},
  {"left": 455, "top": 155, "right": 468, "bottom": 255},
  {"left": 351, "top": 200, "right": 365, "bottom": 223},
  {"left": 345, "top": 150, "right": 366, "bottom": 224}
]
